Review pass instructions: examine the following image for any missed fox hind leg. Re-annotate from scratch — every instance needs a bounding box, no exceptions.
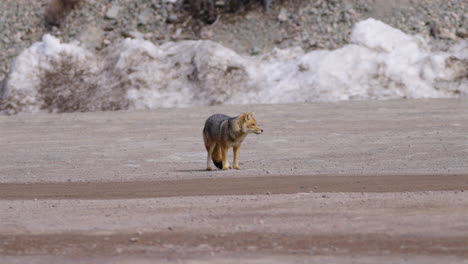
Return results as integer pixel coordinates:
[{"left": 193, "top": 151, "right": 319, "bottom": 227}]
[
  {"left": 206, "top": 143, "right": 216, "bottom": 171},
  {"left": 204, "top": 132, "right": 215, "bottom": 171}
]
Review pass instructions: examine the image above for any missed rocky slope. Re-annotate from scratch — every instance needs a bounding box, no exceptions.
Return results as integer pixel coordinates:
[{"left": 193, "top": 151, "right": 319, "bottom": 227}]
[{"left": 1, "top": 0, "right": 467, "bottom": 82}]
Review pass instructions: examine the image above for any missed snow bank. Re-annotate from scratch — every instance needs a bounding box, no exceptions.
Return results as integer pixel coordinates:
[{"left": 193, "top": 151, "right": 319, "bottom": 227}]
[{"left": 1, "top": 18, "right": 467, "bottom": 114}]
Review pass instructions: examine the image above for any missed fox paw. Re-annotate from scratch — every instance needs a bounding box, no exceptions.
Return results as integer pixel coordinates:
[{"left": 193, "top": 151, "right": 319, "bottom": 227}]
[
  {"left": 234, "top": 165, "right": 240, "bottom": 170},
  {"left": 206, "top": 166, "right": 212, "bottom": 171}
]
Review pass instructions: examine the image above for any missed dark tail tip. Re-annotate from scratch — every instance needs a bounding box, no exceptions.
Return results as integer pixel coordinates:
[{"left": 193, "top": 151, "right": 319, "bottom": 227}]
[{"left": 213, "top": 159, "right": 223, "bottom": 170}]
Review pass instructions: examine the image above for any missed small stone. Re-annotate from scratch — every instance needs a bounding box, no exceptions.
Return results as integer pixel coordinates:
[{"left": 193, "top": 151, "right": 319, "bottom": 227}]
[
  {"left": 138, "top": 9, "right": 152, "bottom": 25},
  {"left": 129, "top": 237, "right": 139, "bottom": 242},
  {"left": 122, "top": 30, "right": 144, "bottom": 39},
  {"left": 166, "top": 14, "right": 179, "bottom": 23},
  {"left": 250, "top": 46, "right": 261, "bottom": 55},
  {"left": 200, "top": 28, "right": 213, "bottom": 39},
  {"left": 278, "top": 8, "right": 288, "bottom": 22},
  {"left": 298, "top": 63, "right": 309, "bottom": 72},
  {"left": 78, "top": 26, "right": 104, "bottom": 49},
  {"left": 456, "top": 28, "right": 468, "bottom": 38},
  {"left": 105, "top": 5, "right": 120, "bottom": 19},
  {"left": 144, "top": 33, "right": 153, "bottom": 40},
  {"left": 439, "top": 28, "right": 457, "bottom": 40},
  {"left": 429, "top": 22, "right": 440, "bottom": 38},
  {"left": 247, "top": 245, "right": 258, "bottom": 251},
  {"left": 174, "top": 28, "right": 182, "bottom": 38}
]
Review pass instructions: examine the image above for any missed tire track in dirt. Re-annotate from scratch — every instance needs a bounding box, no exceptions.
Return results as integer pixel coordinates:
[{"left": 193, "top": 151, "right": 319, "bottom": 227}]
[
  {"left": 1, "top": 232, "right": 468, "bottom": 257},
  {"left": 1, "top": 174, "right": 467, "bottom": 200}
]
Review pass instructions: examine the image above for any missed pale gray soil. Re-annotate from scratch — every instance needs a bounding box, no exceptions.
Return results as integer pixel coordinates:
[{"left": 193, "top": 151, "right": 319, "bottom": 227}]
[
  {"left": 1, "top": 99, "right": 468, "bottom": 263},
  {"left": 1, "top": 99, "right": 467, "bottom": 183}
]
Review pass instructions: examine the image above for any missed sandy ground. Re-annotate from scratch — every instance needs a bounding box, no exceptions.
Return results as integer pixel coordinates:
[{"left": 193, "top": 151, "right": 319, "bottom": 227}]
[{"left": 1, "top": 99, "right": 468, "bottom": 263}]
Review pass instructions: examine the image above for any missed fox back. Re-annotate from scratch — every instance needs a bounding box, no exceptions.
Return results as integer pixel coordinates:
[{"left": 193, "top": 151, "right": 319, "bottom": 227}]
[{"left": 203, "top": 114, "right": 232, "bottom": 142}]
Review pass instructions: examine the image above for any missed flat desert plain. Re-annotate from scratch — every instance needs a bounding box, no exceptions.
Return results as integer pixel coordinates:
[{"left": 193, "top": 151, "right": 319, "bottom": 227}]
[{"left": 1, "top": 99, "right": 468, "bottom": 263}]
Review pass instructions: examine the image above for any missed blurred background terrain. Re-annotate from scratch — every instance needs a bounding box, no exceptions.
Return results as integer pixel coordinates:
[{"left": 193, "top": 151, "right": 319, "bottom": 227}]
[{"left": 1, "top": 0, "right": 467, "bottom": 81}]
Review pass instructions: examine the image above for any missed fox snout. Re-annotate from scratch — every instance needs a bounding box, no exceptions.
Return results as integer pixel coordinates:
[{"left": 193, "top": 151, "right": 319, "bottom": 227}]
[{"left": 254, "top": 127, "right": 263, "bottom": 134}]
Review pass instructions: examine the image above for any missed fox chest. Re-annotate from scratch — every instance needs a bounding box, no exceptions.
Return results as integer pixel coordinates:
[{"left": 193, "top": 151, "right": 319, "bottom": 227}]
[{"left": 228, "top": 134, "right": 247, "bottom": 147}]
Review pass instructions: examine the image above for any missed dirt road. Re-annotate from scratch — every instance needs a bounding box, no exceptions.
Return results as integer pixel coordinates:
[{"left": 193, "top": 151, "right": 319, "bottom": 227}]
[{"left": 1, "top": 99, "right": 468, "bottom": 263}]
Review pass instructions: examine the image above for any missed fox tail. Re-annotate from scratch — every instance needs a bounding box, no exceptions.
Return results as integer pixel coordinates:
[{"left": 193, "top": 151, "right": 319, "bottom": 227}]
[{"left": 211, "top": 144, "right": 223, "bottom": 170}]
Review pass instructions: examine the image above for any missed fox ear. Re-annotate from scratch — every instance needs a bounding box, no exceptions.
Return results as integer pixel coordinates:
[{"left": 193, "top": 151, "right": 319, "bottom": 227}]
[
  {"left": 246, "top": 112, "right": 255, "bottom": 120},
  {"left": 240, "top": 113, "right": 247, "bottom": 121}
]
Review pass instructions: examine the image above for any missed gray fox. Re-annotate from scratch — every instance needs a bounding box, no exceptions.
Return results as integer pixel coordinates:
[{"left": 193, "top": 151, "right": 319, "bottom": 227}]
[{"left": 203, "top": 112, "right": 263, "bottom": 170}]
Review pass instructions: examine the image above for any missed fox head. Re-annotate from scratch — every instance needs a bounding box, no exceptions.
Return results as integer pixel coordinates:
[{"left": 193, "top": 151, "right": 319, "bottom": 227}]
[{"left": 240, "top": 112, "right": 263, "bottom": 134}]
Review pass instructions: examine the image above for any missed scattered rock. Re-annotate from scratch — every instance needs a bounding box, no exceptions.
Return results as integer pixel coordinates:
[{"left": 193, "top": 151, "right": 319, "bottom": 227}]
[
  {"left": 0, "top": 0, "right": 467, "bottom": 84},
  {"left": 250, "top": 46, "right": 261, "bottom": 55},
  {"left": 456, "top": 28, "right": 468, "bottom": 39},
  {"left": 166, "top": 14, "right": 179, "bottom": 23},
  {"left": 298, "top": 63, "right": 309, "bottom": 72},
  {"left": 439, "top": 28, "right": 457, "bottom": 40},
  {"left": 173, "top": 28, "right": 182, "bottom": 38},
  {"left": 428, "top": 21, "right": 441, "bottom": 38},
  {"left": 105, "top": 4, "right": 120, "bottom": 19},
  {"left": 278, "top": 8, "right": 288, "bottom": 22},
  {"left": 138, "top": 9, "right": 152, "bottom": 25},
  {"left": 122, "top": 30, "right": 144, "bottom": 39},
  {"left": 200, "top": 27, "right": 214, "bottom": 39},
  {"left": 78, "top": 25, "right": 104, "bottom": 49}
]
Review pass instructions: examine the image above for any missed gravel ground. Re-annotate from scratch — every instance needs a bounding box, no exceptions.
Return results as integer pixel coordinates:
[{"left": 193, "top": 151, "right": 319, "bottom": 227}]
[
  {"left": 1, "top": 99, "right": 467, "bottom": 183},
  {"left": 1, "top": 0, "right": 467, "bottom": 80},
  {"left": 1, "top": 100, "right": 468, "bottom": 262}
]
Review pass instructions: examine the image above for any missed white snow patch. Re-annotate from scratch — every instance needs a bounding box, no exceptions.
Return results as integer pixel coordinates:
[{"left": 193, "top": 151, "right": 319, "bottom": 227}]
[{"left": 1, "top": 18, "right": 467, "bottom": 114}]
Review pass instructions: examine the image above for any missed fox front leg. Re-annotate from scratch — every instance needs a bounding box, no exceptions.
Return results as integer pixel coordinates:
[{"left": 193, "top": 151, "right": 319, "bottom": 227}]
[
  {"left": 221, "top": 144, "right": 232, "bottom": 170},
  {"left": 233, "top": 145, "right": 241, "bottom": 170}
]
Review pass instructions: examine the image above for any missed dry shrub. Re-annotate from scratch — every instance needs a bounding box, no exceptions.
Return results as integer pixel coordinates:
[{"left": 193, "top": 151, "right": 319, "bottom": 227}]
[
  {"left": 182, "top": 0, "right": 276, "bottom": 24},
  {"left": 38, "top": 53, "right": 97, "bottom": 112},
  {"left": 38, "top": 53, "right": 129, "bottom": 113},
  {"left": 45, "top": 0, "right": 82, "bottom": 27}
]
